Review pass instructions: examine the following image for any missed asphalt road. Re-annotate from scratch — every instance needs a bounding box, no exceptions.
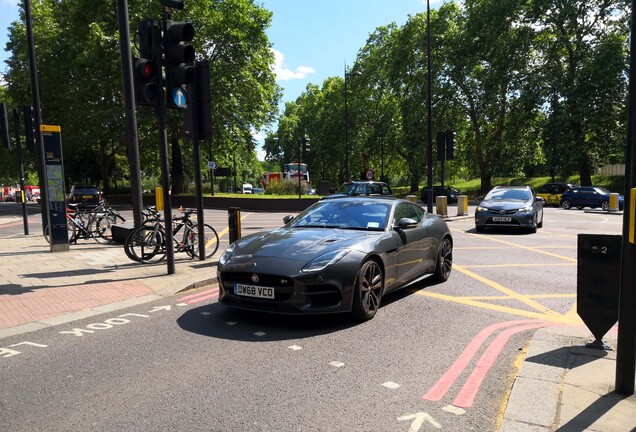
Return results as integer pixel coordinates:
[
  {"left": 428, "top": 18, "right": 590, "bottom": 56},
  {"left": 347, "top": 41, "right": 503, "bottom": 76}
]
[{"left": 0, "top": 203, "right": 623, "bottom": 431}]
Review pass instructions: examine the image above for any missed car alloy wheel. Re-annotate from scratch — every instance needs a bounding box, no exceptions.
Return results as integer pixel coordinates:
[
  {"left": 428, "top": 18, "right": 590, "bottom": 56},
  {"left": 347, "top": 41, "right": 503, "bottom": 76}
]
[
  {"left": 561, "top": 200, "right": 571, "bottom": 209},
  {"left": 351, "top": 260, "right": 384, "bottom": 321},
  {"left": 601, "top": 201, "right": 609, "bottom": 211},
  {"left": 432, "top": 237, "right": 453, "bottom": 282}
]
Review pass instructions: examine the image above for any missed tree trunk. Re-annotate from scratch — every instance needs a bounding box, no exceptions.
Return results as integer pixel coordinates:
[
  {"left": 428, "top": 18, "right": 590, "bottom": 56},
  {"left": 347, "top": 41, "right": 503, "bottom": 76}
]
[{"left": 579, "top": 157, "right": 592, "bottom": 186}]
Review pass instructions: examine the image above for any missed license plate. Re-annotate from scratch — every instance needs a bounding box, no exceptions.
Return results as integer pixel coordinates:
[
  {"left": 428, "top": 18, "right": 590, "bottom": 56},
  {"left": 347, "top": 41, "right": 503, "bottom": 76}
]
[
  {"left": 234, "top": 283, "right": 275, "bottom": 299},
  {"left": 82, "top": 195, "right": 93, "bottom": 199},
  {"left": 492, "top": 216, "right": 512, "bottom": 222}
]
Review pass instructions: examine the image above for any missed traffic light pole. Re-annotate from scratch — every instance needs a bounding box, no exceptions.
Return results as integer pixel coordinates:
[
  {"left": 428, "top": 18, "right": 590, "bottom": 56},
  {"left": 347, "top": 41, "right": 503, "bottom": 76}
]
[
  {"left": 615, "top": 0, "right": 636, "bottom": 396},
  {"left": 24, "top": 0, "right": 50, "bottom": 238},
  {"left": 116, "top": 0, "right": 144, "bottom": 226},
  {"left": 156, "top": 12, "right": 176, "bottom": 275}
]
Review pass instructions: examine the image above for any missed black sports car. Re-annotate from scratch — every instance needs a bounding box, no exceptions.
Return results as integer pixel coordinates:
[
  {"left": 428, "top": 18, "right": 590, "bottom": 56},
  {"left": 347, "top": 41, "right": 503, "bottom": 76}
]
[{"left": 217, "top": 197, "right": 453, "bottom": 321}]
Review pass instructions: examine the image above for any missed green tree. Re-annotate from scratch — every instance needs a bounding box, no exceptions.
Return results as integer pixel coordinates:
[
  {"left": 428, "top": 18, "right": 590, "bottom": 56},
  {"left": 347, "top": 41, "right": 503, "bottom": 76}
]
[
  {"left": 527, "top": 0, "right": 629, "bottom": 185},
  {"left": 3, "top": 0, "right": 279, "bottom": 194}
]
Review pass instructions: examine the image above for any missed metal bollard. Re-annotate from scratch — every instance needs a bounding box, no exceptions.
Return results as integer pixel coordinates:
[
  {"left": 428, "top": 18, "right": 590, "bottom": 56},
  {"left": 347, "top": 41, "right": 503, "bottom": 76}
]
[
  {"left": 436, "top": 196, "right": 448, "bottom": 217},
  {"left": 457, "top": 195, "right": 468, "bottom": 216},
  {"left": 228, "top": 207, "right": 242, "bottom": 244}
]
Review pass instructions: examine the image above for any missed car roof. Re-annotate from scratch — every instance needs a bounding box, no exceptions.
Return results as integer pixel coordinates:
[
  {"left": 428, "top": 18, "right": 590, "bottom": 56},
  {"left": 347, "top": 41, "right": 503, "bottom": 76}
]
[{"left": 491, "top": 185, "right": 531, "bottom": 190}]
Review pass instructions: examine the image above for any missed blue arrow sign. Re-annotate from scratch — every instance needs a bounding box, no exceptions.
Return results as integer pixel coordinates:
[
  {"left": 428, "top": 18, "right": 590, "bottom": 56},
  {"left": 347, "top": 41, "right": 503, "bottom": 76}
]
[{"left": 171, "top": 86, "right": 188, "bottom": 108}]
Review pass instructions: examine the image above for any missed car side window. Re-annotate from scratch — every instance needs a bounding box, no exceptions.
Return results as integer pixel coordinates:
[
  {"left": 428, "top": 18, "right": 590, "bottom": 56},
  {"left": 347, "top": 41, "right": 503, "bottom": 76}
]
[{"left": 393, "top": 203, "right": 421, "bottom": 225}]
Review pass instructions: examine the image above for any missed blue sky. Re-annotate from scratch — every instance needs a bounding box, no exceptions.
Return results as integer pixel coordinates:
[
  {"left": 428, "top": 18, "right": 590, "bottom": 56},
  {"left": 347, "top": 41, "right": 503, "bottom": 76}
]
[{"left": 0, "top": 0, "right": 445, "bottom": 158}]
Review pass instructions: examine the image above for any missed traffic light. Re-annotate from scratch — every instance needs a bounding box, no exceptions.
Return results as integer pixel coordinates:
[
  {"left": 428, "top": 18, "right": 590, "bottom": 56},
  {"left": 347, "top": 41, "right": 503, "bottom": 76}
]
[
  {"left": 436, "top": 131, "right": 445, "bottom": 162},
  {"left": 163, "top": 19, "right": 195, "bottom": 109},
  {"left": 0, "top": 103, "right": 9, "bottom": 149},
  {"left": 185, "top": 60, "right": 212, "bottom": 141},
  {"left": 23, "top": 105, "right": 35, "bottom": 150},
  {"left": 133, "top": 57, "right": 159, "bottom": 106},
  {"left": 446, "top": 130, "right": 455, "bottom": 160},
  {"left": 133, "top": 20, "right": 159, "bottom": 107},
  {"left": 303, "top": 137, "right": 310, "bottom": 160}
]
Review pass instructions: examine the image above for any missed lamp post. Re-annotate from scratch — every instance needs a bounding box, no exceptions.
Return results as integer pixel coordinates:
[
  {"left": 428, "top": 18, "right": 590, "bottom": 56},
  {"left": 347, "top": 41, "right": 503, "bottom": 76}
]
[
  {"left": 426, "top": 0, "right": 434, "bottom": 213},
  {"left": 298, "top": 136, "right": 309, "bottom": 199},
  {"left": 344, "top": 64, "right": 361, "bottom": 181}
]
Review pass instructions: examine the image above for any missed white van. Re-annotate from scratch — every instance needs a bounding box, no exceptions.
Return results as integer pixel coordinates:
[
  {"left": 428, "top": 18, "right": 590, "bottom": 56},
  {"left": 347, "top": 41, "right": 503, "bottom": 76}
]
[{"left": 242, "top": 183, "right": 253, "bottom": 194}]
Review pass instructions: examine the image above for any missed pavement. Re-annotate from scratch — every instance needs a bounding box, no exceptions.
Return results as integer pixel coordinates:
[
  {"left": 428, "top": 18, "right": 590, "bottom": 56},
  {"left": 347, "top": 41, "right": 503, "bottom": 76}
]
[{"left": 1, "top": 208, "right": 636, "bottom": 431}]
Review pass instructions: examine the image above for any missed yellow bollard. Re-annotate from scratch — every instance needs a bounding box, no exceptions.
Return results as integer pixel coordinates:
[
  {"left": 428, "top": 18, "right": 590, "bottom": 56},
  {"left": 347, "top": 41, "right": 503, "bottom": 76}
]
[
  {"left": 436, "top": 196, "right": 448, "bottom": 217},
  {"left": 155, "top": 187, "right": 164, "bottom": 211},
  {"left": 406, "top": 194, "right": 417, "bottom": 203},
  {"left": 457, "top": 195, "right": 468, "bottom": 216},
  {"left": 609, "top": 193, "right": 619, "bottom": 212}
]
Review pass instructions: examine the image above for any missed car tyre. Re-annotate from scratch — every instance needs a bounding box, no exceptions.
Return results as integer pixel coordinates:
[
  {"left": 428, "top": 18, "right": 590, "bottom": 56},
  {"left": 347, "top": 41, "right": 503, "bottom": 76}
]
[
  {"left": 537, "top": 216, "right": 543, "bottom": 228},
  {"left": 432, "top": 237, "right": 453, "bottom": 282},
  {"left": 476, "top": 225, "right": 486, "bottom": 232},
  {"left": 351, "top": 260, "right": 384, "bottom": 321},
  {"left": 561, "top": 200, "right": 571, "bottom": 209},
  {"left": 601, "top": 201, "right": 609, "bottom": 211}
]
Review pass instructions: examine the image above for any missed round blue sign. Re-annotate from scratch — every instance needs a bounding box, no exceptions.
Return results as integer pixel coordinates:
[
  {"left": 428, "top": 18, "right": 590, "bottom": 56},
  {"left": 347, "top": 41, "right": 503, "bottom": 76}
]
[{"left": 171, "top": 87, "right": 188, "bottom": 108}]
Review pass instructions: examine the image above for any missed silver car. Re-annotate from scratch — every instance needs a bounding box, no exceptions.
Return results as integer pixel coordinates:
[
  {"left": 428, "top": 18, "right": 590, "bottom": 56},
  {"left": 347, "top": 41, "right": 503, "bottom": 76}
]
[{"left": 475, "top": 186, "right": 544, "bottom": 233}]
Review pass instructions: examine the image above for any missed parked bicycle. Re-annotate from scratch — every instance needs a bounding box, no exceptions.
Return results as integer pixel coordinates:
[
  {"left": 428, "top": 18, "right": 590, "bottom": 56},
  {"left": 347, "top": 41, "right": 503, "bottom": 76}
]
[
  {"left": 124, "top": 207, "right": 219, "bottom": 263},
  {"left": 44, "top": 200, "right": 125, "bottom": 244}
]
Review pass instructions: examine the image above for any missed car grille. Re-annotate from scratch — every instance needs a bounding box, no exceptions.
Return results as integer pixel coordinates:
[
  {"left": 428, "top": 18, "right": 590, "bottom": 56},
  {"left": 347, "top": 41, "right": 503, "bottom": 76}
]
[{"left": 487, "top": 209, "right": 518, "bottom": 215}]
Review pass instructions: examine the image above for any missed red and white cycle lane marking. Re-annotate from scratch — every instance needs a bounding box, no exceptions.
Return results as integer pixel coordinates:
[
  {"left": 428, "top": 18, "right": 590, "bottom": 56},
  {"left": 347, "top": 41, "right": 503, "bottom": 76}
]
[{"left": 176, "top": 286, "right": 219, "bottom": 305}]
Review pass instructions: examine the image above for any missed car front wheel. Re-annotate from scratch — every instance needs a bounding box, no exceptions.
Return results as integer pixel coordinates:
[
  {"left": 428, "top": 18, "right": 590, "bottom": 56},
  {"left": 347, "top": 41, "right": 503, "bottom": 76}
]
[
  {"left": 432, "top": 237, "right": 453, "bottom": 282},
  {"left": 561, "top": 200, "right": 571, "bottom": 209},
  {"left": 351, "top": 260, "right": 384, "bottom": 321}
]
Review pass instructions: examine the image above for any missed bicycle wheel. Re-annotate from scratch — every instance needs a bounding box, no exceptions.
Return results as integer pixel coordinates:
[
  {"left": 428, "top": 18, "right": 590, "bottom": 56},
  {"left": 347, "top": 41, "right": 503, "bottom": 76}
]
[
  {"left": 96, "top": 213, "right": 125, "bottom": 244},
  {"left": 191, "top": 223, "right": 220, "bottom": 259},
  {"left": 95, "top": 216, "right": 115, "bottom": 243},
  {"left": 126, "top": 225, "right": 166, "bottom": 263},
  {"left": 44, "top": 218, "right": 76, "bottom": 245}
]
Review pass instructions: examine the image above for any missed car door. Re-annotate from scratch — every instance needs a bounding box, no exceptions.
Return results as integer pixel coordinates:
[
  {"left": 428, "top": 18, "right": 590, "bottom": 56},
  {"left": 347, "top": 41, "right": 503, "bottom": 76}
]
[{"left": 392, "top": 202, "right": 434, "bottom": 287}]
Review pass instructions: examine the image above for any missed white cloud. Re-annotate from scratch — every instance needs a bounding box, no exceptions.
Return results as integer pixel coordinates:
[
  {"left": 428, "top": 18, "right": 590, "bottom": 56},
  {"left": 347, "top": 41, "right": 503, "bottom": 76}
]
[{"left": 271, "top": 49, "right": 316, "bottom": 81}]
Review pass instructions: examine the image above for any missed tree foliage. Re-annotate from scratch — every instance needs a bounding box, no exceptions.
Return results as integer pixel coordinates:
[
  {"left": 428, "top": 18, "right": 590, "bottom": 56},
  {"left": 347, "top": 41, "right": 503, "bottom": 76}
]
[
  {"left": 1, "top": 0, "right": 279, "bottom": 192},
  {"left": 270, "top": 0, "right": 629, "bottom": 192}
]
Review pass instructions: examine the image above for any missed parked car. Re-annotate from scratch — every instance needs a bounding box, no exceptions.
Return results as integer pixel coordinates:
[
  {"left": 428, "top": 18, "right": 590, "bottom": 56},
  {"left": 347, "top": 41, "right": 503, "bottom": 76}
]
[
  {"left": 242, "top": 183, "right": 253, "bottom": 194},
  {"left": 536, "top": 182, "right": 577, "bottom": 207},
  {"left": 475, "top": 185, "right": 544, "bottom": 233},
  {"left": 421, "top": 185, "right": 461, "bottom": 204},
  {"left": 252, "top": 187, "right": 264, "bottom": 195},
  {"left": 67, "top": 184, "right": 102, "bottom": 208},
  {"left": 560, "top": 186, "right": 624, "bottom": 211},
  {"left": 322, "top": 181, "right": 393, "bottom": 199},
  {"left": 217, "top": 196, "right": 453, "bottom": 321}
]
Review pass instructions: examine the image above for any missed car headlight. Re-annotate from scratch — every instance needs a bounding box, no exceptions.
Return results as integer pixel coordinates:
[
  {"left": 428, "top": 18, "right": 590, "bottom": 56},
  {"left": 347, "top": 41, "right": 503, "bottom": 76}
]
[
  {"left": 302, "top": 249, "right": 351, "bottom": 273},
  {"left": 219, "top": 242, "right": 237, "bottom": 266},
  {"left": 476, "top": 206, "right": 488, "bottom": 213},
  {"left": 518, "top": 206, "right": 533, "bottom": 213}
]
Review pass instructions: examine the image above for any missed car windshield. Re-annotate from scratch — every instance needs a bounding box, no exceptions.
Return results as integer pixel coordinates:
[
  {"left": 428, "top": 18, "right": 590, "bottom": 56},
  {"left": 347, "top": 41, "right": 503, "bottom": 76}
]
[
  {"left": 485, "top": 188, "right": 531, "bottom": 201},
  {"left": 335, "top": 183, "right": 357, "bottom": 195},
  {"left": 74, "top": 187, "right": 98, "bottom": 194},
  {"left": 595, "top": 187, "right": 610, "bottom": 194},
  {"left": 290, "top": 200, "right": 391, "bottom": 231}
]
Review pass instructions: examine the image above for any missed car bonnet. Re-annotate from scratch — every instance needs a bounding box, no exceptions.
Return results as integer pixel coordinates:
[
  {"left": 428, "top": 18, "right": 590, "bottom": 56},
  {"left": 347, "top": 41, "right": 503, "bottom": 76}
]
[{"left": 231, "top": 228, "right": 375, "bottom": 261}]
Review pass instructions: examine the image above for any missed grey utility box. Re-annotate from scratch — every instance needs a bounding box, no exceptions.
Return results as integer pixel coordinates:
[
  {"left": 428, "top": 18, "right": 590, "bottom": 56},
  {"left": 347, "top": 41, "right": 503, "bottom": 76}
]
[{"left": 577, "top": 234, "right": 621, "bottom": 343}]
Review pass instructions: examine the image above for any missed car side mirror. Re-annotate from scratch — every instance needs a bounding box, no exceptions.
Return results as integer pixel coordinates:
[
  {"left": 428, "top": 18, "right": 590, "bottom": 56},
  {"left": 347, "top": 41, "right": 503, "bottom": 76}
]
[
  {"left": 395, "top": 217, "right": 418, "bottom": 230},
  {"left": 283, "top": 215, "right": 294, "bottom": 224},
  {"left": 536, "top": 196, "right": 546, "bottom": 205},
  {"left": 476, "top": 195, "right": 484, "bottom": 201}
]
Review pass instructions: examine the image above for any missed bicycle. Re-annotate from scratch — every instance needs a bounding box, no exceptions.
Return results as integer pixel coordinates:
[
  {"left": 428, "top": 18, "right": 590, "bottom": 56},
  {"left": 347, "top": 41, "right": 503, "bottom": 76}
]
[
  {"left": 44, "top": 200, "right": 126, "bottom": 244},
  {"left": 124, "top": 207, "right": 219, "bottom": 263}
]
